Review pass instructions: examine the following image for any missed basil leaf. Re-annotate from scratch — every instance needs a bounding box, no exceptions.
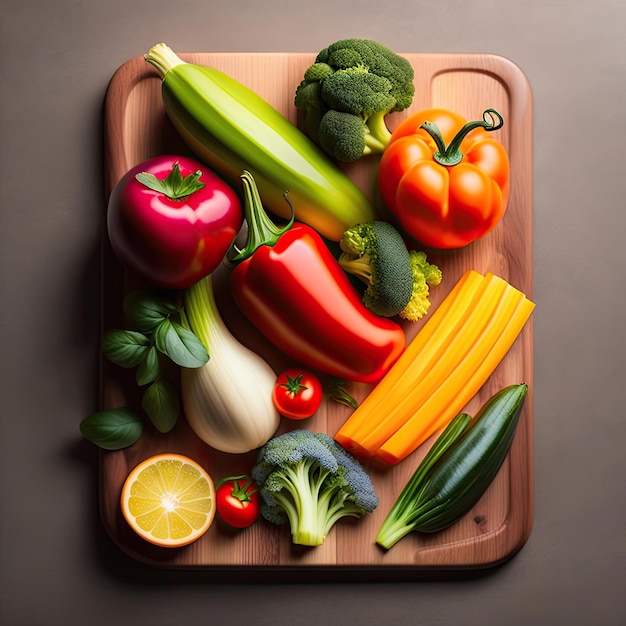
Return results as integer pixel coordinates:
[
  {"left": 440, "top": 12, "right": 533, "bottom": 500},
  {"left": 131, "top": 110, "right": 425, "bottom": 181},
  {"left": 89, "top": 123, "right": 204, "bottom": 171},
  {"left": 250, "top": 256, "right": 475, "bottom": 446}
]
[
  {"left": 142, "top": 379, "right": 179, "bottom": 433},
  {"left": 154, "top": 319, "right": 209, "bottom": 368},
  {"left": 123, "top": 291, "right": 180, "bottom": 333},
  {"left": 79, "top": 407, "right": 144, "bottom": 450},
  {"left": 171, "top": 322, "right": 210, "bottom": 366},
  {"left": 102, "top": 329, "right": 150, "bottom": 368},
  {"left": 136, "top": 345, "right": 160, "bottom": 386}
]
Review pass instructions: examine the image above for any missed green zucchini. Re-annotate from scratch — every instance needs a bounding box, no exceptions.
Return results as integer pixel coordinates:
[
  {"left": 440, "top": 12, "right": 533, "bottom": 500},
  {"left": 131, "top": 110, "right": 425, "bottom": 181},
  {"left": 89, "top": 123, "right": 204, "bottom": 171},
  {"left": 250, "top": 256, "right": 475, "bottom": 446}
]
[
  {"left": 375, "top": 383, "right": 528, "bottom": 550},
  {"left": 144, "top": 43, "right": 376, "bottom": 242}
]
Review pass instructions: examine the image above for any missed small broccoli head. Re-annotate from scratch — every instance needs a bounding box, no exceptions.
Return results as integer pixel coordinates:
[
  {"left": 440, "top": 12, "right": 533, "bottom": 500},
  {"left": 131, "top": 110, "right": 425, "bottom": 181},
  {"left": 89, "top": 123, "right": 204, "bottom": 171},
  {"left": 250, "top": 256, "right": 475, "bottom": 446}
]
[
  {"left": 339, "top": 221, "right": 442, "bottom": 321},
  {"left": 399, "top": 250, "right": 444, "bottom": 322},
  {"left": 339, "top": 221, "right": 413, "bottom": 317},
  {"left": 252, "top": 430, "right": 339, "bottom": 486},
  {"left": 294, "top": 64, "right": 333, "bottom": 113},
  {"left": 320, "top": 68, "right": 396, "bottom": 118},
  {"left": 303, "top": 62, "right": 335, "bottom": 83},
  {"left": 251, "top": 429, "right": 378, "bottom": 546},
  {"left": 294, "top": 38, "right": 415, "bottom": 162},
  {"left": 318, "top": 110, "right": 369, "bottom": 163}
]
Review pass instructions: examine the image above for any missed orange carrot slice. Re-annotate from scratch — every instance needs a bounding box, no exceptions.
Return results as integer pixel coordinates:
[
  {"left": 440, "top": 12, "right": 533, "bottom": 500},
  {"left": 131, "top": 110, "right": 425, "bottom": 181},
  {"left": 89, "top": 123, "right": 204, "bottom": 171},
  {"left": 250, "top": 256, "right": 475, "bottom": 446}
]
[
  {"left": 374, "top": 293, "right": 535, "bottom": 465},
  {"left": 334, "top": 270, "right": 484, "bottom": 455},
  {"left": 350, "top": 273, "right": 509, "bottom": 458}
]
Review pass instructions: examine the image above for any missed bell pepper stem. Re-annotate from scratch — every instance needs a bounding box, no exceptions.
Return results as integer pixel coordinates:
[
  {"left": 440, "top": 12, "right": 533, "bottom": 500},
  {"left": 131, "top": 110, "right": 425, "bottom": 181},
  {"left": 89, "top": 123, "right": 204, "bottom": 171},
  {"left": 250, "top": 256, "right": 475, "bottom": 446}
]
[
  {"left": 231, "top": 170, "right": 294, "bottom": 263},
  {"left": 420, "top": 109, "right": 504, "bottom": 167}
]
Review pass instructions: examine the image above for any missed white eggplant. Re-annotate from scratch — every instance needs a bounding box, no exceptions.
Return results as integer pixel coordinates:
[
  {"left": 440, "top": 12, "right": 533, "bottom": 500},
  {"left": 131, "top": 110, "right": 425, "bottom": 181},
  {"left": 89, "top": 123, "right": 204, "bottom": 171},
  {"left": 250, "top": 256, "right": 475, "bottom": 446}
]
[{"left": 181, "top": 275, "right": 279, "bottom": 454}]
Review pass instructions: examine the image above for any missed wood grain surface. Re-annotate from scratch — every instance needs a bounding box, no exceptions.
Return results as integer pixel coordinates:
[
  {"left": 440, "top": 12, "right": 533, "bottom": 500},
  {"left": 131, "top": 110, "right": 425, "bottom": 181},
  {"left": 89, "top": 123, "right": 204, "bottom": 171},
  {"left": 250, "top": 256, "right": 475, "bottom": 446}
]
[{"left": 100, "top": 51, "right": 533, "bottom": 574}]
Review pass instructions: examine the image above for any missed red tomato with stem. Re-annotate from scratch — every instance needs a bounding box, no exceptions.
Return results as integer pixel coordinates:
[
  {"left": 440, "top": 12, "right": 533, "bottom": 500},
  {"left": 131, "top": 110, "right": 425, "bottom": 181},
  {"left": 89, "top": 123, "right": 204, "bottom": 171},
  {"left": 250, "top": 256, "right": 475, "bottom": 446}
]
[
  {"left": 272, "top": 369, "right": 324, "bottom": 420},
  {"left": 107, "top": 154, "right": 242, "bottom": 289},
  {"left": 215, "top": 475, "right": 260, "bottom": 529}
]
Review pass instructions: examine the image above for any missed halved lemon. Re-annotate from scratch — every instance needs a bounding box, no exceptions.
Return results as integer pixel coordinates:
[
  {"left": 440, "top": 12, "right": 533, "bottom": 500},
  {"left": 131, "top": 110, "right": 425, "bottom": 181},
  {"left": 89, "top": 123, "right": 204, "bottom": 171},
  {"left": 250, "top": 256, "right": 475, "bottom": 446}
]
[{"left": 120, "top": 453, "right": 216, "bottom": 548}]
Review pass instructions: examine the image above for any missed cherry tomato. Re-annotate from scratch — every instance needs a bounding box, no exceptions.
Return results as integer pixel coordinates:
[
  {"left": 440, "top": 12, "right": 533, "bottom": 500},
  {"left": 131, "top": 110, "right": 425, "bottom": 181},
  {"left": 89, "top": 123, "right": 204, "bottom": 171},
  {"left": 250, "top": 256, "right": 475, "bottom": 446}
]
[
  {"left": 215, "top": 475, "right": 260, "bottom": 529},
  {"left": 272, "top": 369, "right": 324, "bottom": 420}
]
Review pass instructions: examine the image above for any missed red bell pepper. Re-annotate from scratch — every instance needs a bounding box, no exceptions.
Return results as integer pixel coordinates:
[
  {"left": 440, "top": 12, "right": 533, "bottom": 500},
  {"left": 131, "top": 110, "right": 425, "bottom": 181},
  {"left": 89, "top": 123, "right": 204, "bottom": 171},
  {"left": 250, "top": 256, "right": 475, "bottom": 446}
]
[
  {"left": 229, "top": 171, "right": 405, "bottom": 384},
  {"left": 378, "top": 108, "right": 510, "bottom": 249}
]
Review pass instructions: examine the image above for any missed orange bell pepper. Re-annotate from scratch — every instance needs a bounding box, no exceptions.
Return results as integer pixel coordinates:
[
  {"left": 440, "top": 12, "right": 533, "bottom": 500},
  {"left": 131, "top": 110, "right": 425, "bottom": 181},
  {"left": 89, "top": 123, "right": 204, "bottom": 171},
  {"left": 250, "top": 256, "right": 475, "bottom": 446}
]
[{"left": 378, "top": 108, "right": 510, "bottom": 249}]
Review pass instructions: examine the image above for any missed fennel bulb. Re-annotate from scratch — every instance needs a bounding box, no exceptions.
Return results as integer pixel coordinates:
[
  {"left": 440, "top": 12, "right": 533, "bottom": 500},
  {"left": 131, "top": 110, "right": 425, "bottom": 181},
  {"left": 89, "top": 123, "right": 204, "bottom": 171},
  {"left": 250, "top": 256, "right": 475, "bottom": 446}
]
[{"left": 181, "top": 275, "right": 280, "bottom": 454}]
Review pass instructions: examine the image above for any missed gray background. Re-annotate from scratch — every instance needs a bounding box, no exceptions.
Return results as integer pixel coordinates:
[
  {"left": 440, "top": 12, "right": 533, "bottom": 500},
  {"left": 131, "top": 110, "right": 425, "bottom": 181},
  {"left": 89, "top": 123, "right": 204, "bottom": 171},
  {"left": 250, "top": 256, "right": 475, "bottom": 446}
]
[{"left": 1, "top": 0, "right": 625, "bottom": 624}]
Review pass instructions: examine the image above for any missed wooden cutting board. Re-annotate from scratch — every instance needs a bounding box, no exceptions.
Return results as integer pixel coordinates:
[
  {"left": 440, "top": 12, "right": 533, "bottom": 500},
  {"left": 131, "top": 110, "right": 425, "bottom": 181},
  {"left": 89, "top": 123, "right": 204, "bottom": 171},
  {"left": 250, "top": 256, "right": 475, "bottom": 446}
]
[{"left": 100, "top": 51, "right": 533, "bottom": 575}]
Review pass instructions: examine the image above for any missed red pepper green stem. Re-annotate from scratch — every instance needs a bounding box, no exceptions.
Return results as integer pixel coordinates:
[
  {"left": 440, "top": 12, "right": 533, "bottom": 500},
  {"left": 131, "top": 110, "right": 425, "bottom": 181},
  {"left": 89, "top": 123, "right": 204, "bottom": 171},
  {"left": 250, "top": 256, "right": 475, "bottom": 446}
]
[
  {"left": 232, "top": 170, "right": 294, "bottom": 262},
  {"left": 420, "top": 109, "right": 504, "bottom": 167}
]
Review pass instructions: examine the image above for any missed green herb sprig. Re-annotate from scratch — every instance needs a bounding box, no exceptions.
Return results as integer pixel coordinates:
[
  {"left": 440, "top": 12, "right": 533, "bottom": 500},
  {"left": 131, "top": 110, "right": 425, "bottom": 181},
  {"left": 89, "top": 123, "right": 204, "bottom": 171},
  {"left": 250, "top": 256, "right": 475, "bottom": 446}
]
[{"left": 80, "top": 291, "right": 209, "bottom": 450}]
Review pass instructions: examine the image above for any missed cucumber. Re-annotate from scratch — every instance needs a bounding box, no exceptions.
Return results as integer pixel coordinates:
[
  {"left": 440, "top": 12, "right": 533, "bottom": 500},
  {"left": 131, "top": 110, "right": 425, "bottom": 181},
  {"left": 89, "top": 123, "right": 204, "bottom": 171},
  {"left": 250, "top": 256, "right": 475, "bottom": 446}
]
[
  {"left": 376, "top": 383, "right": 528, "bottom": 549},
  {"left": 144, "top": 43, "right": 376, "bottom": 242}
]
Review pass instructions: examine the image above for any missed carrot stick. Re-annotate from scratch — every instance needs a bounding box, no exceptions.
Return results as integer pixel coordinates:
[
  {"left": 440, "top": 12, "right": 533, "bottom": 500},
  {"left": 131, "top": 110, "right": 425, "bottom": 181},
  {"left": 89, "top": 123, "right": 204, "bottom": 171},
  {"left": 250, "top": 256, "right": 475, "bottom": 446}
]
[
  {"left": 374, "top": 294, "right": 535, "bottom": 465},
  {"left": 350, "top": 274, "right": 509, "bottom": 458},
  {"left": 334, "top": 270, "right": 484, "bottom": 454}
]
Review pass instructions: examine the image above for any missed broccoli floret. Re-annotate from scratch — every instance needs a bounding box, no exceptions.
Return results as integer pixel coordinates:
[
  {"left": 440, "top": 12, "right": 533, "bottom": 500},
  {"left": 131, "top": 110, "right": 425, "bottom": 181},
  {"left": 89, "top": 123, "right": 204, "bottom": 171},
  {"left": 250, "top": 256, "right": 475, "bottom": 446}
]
[
  {"left": 402, "top": 250, "right": 443, "bottom": 322},
  {"left": 338, "top": 221, "right": 442, "bottom": 321},
  {"left": 294, "top": 38, "right": 415, "bottom": 162},
  {"left": 251, "top": 429, "right": 378, "bottom": 546},
  {"left": 318, "top": 109, "right": 375, "bottom": 162}
]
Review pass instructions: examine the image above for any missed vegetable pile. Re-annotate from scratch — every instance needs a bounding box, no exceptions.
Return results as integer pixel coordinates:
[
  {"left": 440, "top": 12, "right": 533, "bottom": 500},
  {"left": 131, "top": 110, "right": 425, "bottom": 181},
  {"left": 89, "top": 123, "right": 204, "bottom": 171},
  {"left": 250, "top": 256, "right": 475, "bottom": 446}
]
[
  {"left": 335, "top": 270, "right": 535, "bottom": 465},
  {"left": 376, "top": 384, "right": 528, "bottom": 549},
  {"left": 229, "top": 171, "right": 405, "bottom": 384},
  {"left": 144, "top": 42, "right": 374, "bottom": 242},
  {"left": 81, "top": 39, "right": 535, "bottom": 554}
]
